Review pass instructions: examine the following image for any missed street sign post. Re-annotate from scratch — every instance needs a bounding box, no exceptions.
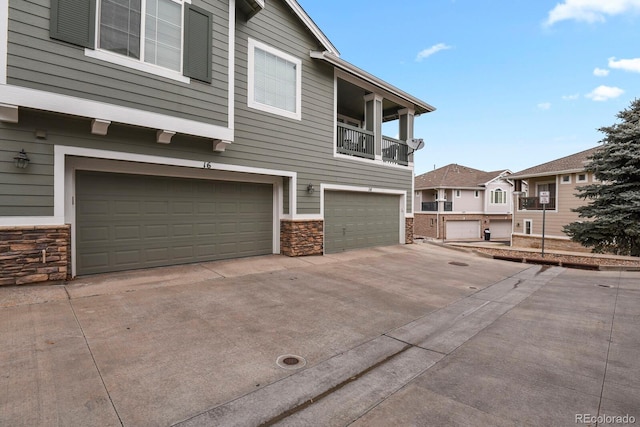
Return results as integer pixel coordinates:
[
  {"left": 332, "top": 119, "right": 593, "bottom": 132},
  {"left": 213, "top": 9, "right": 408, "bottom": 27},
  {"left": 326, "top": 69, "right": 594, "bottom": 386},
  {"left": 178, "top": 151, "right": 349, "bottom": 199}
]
[{"left": 539, "top": 191, "right": 550, "bottom": 257}]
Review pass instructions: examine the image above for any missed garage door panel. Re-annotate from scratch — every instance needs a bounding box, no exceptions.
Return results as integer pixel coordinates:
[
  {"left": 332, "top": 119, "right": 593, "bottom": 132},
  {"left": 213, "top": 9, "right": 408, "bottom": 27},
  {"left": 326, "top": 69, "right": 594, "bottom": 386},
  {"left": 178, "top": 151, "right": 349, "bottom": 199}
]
[
  {"left": 76, "top": 171, "right": 273, "bottom": 275},
  {"left": 446, "top": 220, "right": 480, "bottom": 240},
  {"left": 325, "top": 191, "right": 400, "bottom": 254}
]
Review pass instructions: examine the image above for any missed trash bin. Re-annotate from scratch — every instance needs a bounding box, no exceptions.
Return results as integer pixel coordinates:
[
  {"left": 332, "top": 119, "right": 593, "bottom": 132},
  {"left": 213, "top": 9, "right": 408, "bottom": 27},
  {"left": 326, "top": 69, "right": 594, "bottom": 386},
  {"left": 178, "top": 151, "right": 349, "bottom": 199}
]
[{"left": 484, "top": 229, "right": 491, "bottom": 241}]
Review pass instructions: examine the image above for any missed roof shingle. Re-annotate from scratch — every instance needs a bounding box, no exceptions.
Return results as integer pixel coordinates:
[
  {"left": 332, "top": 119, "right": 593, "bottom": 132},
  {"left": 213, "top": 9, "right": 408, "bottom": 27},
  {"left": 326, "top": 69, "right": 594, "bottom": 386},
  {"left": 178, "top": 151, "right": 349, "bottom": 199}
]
[
  {"left": 509, "top": 147, "right": 600, "bottom": 179},
  {"left": 415, "top": 164, "right": 509, "bottom": 189}
]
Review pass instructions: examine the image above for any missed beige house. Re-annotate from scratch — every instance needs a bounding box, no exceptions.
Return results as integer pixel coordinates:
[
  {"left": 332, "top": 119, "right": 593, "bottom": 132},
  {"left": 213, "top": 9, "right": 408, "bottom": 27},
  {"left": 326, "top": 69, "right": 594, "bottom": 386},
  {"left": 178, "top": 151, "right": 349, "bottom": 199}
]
[
  {"left": 414, "top": 164, "right": 513, "bottom": 241},
  {"left": 509, "top": 147, "right": 600, "bottom": 252}
]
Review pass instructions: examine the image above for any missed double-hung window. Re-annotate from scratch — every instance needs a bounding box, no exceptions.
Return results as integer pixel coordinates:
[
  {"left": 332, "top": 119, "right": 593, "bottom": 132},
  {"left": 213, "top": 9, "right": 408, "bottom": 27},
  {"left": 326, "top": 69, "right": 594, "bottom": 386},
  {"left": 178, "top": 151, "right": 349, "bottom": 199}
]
[
  {"left": 50, "top": 0, "right": 212, "bottom": 83},
  {"left": 248, "top": 38, "right": 302, "bottom": 120},
  {"left": 99, "top": 0, "right": 183, "bottom": 72},
  {"left": 490, "top": 188, "right": 507, "bottom": 204}
]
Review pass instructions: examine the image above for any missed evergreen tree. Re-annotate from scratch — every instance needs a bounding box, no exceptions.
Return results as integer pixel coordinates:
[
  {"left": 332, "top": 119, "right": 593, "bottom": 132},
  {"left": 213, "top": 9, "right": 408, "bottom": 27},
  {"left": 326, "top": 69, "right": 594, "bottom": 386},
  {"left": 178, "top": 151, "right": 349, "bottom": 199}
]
[{"left": 563, "top": 99, "right": 640, "bottom": 256}]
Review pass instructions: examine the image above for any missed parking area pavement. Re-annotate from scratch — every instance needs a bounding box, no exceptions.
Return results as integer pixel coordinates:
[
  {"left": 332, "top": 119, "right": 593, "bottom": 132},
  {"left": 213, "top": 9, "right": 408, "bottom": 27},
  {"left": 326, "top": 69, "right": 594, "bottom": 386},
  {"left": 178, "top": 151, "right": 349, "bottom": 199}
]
[{"left": 1, "top": 243, "right": 638, "bottom": 426}]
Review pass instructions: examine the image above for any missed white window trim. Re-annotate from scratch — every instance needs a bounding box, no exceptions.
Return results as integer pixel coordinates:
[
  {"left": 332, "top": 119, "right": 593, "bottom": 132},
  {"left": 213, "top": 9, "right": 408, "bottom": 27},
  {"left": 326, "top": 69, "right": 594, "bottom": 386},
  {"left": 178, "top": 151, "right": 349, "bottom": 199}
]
[
  {"left": 524, "top": 219, "right": 533, "bottom": 235},
  {"left": 490, "top": 188, "right": 507, "bottom": 204},
  {"left": 561, "top": 174, "right": 572, "bottom": 184},
  {"left": 247, "top": 38, "right": 302, "bottom": 121},
  {"left": 86, "top": 0, "right": 191, "bottom": 83},
  {"left": 85, "top": 48, "right": 190, "bottom": 83},
  {"left": 576, "top": 173, "right": 588, "bottom": 183}
]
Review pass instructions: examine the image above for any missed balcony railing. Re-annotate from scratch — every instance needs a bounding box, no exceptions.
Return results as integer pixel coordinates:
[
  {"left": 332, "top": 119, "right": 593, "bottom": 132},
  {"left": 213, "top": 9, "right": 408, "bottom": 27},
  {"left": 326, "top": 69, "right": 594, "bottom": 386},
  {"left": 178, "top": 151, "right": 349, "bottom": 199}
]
[
  {"left": 421, "top": 201, "right": 453, "bottom": 212},
  {"left": 519, "top": 197, "right": 556, "bottom": 210},
  {"left": 422, "top": 202, "right": 437, "bottom": 211},
  {"left": 336, "top": 123, "right": 410, "bottom": 166},
  {"left": 337, "top": 123, "right": 374, "bottom": 159},
  {"left": 382, "top": 136, "right": 409, "bottom": 166}
]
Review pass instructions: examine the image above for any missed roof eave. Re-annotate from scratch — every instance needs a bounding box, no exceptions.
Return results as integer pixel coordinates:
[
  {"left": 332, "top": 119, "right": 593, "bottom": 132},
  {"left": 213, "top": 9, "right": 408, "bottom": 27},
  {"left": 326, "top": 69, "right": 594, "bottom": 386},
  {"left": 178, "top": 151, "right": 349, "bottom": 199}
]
[
  {"left": 310, "top": 50, "right": 436, "bottom": 115},
  {"left": 286, "top": 1, "right": 339, "bottom": 55}
]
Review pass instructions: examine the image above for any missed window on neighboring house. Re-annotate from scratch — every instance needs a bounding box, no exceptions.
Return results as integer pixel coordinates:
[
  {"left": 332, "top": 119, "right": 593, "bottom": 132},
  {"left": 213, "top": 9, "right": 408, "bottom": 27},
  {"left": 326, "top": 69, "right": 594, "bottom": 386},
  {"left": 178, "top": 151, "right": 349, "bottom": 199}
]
[
  {"left": 455, "top": 190, "right": 461, "bottom": 198},
  {"left": 50, "top": 0, "right": 212, "bottom": 82},
  {"left": 524, "top": 219, "right": 532, "bottom": 235},
  {"left": 490, "top": 188, "right": 507, "bottom": 204},
  {"left": 537, "top": 183, "right": 556, "bottom": 196},
  {"left": 561, "top": 174, "right": 571, "bottom": 184},
  {"left": 248, "top": 38, "right": 302, "bottom": 120},
  {"left": 474, "top": 190, "right": 479, "bottom": 198},
  {"left": 577, "top": 173, "right": 588, "bottom": 182}
]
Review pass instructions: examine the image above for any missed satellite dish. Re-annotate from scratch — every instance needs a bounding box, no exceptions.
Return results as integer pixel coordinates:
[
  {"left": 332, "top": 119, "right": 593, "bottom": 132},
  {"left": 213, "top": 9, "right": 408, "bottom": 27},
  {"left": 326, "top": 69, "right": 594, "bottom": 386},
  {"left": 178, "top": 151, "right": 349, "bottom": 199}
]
[{"left": 407, "top": 138, "right": 425, "bottom": 152}]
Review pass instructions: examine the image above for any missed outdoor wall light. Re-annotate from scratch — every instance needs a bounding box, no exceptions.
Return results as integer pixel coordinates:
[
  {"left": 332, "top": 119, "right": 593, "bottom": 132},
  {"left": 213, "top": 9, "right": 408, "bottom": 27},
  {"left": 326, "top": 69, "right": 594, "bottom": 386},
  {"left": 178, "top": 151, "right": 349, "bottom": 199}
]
[
  {"left": 306, "top": 183, "right": 315, "bottom": 194},
  {"left": 14, "top": 149, "right": 30, "bottom": 169}
]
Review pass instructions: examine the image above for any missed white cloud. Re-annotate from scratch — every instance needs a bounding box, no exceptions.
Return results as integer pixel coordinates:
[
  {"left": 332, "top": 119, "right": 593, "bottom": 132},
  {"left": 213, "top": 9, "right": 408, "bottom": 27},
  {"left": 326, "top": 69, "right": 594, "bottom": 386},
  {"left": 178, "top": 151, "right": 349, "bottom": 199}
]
[
  {"left": 416, "top": 43, "right": 452, "bottom": 61},
  {"left": 537, "top": 102, "right": 551, "bottom": 110},
  {"left": 562, "top": 93, "right": 580, "bottom": 100},
  {"left": 585, "top": 85, "right": 624, "bottom": 101},
  {"left": 593, "top": 67, "right": 610, "bottom": 76},
  {"left": 544, "top": 0, "right": 640, "bottom": 26},
  {"left": 608, "top": 57, "right": 640, "bottom": 73}
]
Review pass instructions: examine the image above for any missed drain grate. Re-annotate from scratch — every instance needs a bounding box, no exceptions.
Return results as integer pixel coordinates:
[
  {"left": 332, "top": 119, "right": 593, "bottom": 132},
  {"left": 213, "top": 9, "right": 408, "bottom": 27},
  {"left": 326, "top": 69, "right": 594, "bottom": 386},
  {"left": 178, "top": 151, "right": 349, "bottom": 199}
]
[{"left": 276, "top": 354, "right": 307, "bottom": 370}]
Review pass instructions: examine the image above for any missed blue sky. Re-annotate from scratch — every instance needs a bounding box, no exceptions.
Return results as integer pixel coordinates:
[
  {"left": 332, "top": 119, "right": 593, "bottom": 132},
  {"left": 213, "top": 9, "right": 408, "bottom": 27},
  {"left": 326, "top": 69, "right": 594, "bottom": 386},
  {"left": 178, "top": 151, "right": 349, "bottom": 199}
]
[{"left": 296, "top": 0, "right": 640, "bottom": 175}]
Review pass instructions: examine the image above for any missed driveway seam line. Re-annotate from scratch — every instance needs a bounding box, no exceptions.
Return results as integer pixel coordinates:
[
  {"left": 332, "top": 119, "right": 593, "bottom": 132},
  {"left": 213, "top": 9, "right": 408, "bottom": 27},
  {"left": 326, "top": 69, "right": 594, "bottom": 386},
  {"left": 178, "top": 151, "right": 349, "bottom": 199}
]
[
  {"left": 64, "top": 286, "right": 124, "bottom": 427},
  {"left": 596, "top": 270, "right": 622, "bottom": 426}
]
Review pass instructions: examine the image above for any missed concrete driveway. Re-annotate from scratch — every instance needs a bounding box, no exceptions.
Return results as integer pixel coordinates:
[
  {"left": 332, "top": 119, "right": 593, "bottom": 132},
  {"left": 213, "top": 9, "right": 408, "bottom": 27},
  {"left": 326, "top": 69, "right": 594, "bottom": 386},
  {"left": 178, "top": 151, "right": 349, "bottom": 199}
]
[{"left": 1, "top": 243, "right": 638, "bottom": 426}]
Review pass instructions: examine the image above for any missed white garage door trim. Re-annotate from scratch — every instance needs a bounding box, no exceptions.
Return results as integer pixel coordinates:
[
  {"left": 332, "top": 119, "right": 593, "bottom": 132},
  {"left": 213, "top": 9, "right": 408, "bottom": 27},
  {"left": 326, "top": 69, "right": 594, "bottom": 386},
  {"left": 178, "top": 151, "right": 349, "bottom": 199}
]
[{"left": 65, "top": 153, "right": 286, "bottom": 277}]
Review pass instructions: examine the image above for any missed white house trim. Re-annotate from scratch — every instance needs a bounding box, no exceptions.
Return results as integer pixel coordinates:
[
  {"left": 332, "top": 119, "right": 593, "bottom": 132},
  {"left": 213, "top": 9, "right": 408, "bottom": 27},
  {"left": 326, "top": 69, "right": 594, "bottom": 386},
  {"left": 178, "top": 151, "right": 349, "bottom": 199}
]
[
  {"left": 0, "top": 0, "right": 7, "bottom": 85},
  {"left": 0, "top": 84, "right": 234, "bottom": 141},
  {"left": 85, "top": 49, "right": 191, "bottom": 83}
]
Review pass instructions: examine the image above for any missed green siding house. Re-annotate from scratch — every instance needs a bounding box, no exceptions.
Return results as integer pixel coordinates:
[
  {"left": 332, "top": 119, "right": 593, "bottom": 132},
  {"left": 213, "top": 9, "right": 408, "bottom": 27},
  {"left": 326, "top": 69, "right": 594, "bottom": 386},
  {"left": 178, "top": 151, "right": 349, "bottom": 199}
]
[{"left": 0, "top": 0, "right": 435, "bottom": 284}]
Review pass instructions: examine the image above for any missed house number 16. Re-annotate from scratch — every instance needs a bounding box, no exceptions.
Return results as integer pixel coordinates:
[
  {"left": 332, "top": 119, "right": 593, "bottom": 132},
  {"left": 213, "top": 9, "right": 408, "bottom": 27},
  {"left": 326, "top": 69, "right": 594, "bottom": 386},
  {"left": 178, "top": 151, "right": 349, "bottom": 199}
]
[{"left": 203, "top": 162, "right": 212, "bottom": 169}]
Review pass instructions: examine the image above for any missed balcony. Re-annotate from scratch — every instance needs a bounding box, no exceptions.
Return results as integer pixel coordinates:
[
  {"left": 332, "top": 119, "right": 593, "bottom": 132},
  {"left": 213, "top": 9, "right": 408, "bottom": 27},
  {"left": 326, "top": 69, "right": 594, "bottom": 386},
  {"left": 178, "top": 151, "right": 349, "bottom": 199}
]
[
  {"left": 336, "top": 123, "right": 375, "bottom": 159},
  {"left": 421, "top": 201, "right": 452, "bottom": 212},
  {"left": 519, "top": 196, "right": 556, "bottom": 210},
  {"left": 382, "top": 136, "right": 409, "bottom": 166},
  {"left": 336, "top": 123, "right": 410, "bottom": 165}
]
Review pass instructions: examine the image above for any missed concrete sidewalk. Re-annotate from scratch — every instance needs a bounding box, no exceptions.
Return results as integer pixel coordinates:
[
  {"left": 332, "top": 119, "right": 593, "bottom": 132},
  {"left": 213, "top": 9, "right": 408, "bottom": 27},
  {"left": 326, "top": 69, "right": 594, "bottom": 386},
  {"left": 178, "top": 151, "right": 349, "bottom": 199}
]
[{"left": 1, "top": 244, "right": 638, "bottom": 426}]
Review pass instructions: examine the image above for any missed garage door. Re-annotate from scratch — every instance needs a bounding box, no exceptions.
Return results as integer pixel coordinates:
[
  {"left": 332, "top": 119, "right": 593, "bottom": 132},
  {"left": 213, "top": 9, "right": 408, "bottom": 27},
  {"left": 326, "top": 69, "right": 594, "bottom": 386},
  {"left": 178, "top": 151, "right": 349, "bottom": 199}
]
[
  {"left": 445, "top": 220, "right": 480, "bottom": 240},
  {"left": 324, "top": 191, "right": 400, "bottom": 253},
  {"left": 490, "top": 220, "right": 512, "bottom": 239},
  {"left": 76, "top": 171, "right": 273, "bottom": 275}
]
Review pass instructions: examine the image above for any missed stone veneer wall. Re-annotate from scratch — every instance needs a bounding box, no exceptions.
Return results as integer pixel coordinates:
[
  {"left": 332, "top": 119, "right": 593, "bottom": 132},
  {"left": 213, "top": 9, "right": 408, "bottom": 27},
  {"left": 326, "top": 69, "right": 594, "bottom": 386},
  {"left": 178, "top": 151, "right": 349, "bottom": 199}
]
[
  {"left": 405, "top": 217, "right": 414, "bottom": 244},
  {"left": 0, "top": 225, "right": 71, "bottom": 286},
  {"left": 512, "top": 234, "right": 590, "bottom": 253},
  {"left": 280, "top": 220, "right": 323, "bottom": 256}
]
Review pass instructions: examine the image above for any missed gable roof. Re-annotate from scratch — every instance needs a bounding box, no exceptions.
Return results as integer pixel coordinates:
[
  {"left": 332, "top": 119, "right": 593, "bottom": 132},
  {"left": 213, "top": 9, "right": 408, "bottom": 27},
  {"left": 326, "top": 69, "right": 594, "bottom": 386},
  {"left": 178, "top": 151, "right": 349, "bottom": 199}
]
[
  {"left": 415, "top": 164, "right": 510, "bottom": 190},
  {"left": 285, "top": 1, "right": 435, "bottom": 115},
  {"left": 509, "top": 147, "right": 600, "bottom": 179}
]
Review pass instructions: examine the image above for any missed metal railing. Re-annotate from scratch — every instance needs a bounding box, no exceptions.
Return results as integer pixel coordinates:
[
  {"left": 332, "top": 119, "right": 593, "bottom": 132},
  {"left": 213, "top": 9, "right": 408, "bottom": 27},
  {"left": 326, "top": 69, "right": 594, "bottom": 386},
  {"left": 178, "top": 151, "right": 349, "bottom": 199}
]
[
  {"left": 421, "top": 201, "right": 453, "bottom": 212},
  {"left": 421, "top": 202, "right": 438, "bottom": 211},
  {"left": 519, "top": 196, "right": 556, "bottom": 210},
  {"left": 336, "top": 123, "right": 375, "bottom": 159},
  {"left": 382, "top": 136, "right": 409, "bottom": 166}
]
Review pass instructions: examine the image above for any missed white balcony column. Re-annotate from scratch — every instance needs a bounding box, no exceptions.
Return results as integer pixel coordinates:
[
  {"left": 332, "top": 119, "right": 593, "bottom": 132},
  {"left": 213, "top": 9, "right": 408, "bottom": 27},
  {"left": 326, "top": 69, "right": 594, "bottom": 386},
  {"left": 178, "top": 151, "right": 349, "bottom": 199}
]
[
  {"left": 364, "top": 93, "right": 383, "bottom": 160},
  {"left": 398, "top": 107, "right": 415, "bottom": 162}
]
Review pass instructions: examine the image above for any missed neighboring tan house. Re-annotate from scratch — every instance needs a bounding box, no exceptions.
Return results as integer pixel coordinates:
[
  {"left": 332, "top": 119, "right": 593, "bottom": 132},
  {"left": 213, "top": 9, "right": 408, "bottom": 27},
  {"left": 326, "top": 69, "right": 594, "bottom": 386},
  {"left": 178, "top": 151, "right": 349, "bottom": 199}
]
[
  {"left": 414, "top": 164, "right": 513, "bottom": 241},
  {"left": 0, "top": 0, "right": 435, "bottom": 285},
  {"left": 509, "top": 147, "right": 600, "bottom": 252}
]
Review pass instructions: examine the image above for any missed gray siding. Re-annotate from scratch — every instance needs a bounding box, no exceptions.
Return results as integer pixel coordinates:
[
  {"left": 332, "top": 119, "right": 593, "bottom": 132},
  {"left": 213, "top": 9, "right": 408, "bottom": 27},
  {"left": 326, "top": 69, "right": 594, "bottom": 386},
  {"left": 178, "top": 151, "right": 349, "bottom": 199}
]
[
  {"left": 7, "top": 0, "right": 229, "bottom": 127},
  {"left": 1, "top": 0, "right": 414, "bottom": 217},
  {"left": 0, "top": 120, "right": 54, "bottom": 216},
  {"left": 232, "top": 0, "right": 413, "bottom": 214}
]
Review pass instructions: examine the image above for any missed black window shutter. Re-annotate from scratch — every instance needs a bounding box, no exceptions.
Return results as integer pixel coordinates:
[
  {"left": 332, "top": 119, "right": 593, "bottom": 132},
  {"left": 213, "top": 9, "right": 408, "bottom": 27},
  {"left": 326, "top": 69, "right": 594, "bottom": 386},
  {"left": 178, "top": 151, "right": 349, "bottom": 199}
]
[
  {"left": 184, "top": 4, "right": 213, "bottom": 83},
  {"left": 50, "top": 0, "right": 96, "bottom": 48}
]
